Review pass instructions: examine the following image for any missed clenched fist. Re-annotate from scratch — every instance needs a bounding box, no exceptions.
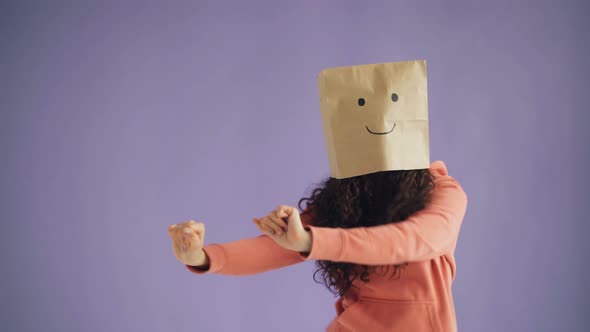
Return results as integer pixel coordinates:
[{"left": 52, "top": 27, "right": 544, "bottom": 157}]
[
  {"left": 253, "top": 205, "right": 312, "bottom": 253},
  {"left": 167, "top": 220, "right": 207, "bottom": 267}
]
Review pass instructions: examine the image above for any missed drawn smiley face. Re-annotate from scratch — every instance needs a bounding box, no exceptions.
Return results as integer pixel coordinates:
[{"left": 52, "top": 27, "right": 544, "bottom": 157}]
[
  {"left": 358, "top": 93, "right": 400, "bottom": 135},
  {"left": 317, "top": 60, "right": 429, "bottom": 178}
]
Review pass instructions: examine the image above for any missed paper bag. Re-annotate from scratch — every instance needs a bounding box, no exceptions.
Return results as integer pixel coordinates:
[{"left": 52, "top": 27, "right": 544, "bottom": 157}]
[{"left": 318, "top": 60, "right": 430, "bottom": 179}]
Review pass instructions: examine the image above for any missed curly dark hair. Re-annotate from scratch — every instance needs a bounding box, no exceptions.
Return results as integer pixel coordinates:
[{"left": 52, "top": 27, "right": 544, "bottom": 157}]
[{"left": 297, "top": 168, "right": 435, "bottom": 298}]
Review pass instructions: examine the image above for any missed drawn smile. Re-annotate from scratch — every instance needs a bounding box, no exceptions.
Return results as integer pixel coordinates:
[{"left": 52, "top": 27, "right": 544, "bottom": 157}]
[{"left": 366, "top": 123, "right": 396, "bottom": 135}]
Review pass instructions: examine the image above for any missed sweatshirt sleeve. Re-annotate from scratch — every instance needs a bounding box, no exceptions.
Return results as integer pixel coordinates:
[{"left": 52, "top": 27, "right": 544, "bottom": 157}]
[
  {"left": 298, "top": 160, "right": 468, "bottom": 265},
  {"left": 185, "top": 210, "right": 314, "bottom": 276}
]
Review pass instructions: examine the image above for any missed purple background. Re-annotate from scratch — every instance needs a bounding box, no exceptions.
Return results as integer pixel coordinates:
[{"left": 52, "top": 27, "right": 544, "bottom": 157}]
[{"left": 2, "top": 1, "right": 589, "bottom": 331}]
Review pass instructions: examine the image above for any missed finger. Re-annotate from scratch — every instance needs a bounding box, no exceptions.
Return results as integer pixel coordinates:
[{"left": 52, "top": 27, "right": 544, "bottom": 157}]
[
  {"left": 183, "top": 234, "right": 192, "bottom": 251},
  {"left": 276, "top": 208, "right": 289, "bottom": 219},
  {"left": 185, "top": 220, "right": 205, "bottom": 234},
  {"left": 182, "top": 233, "right": 193, "bottom": 251},
  {"left": 253, "top": 218, "right": 266, "bottom": 234},
  {"left": 261, "top": 216, "right": 281, "bottom": 235},
  {"left": 260, "top": 222, "right": 275, "bottom": 235},
  {"left": 171, "top": 226, "right": 186, "bottom": 239},
  {"left": 183, "top": 225, "right": 201, "bottom": 243},
  {"left": 173, "top": 238, "right": 185, "bottom": 254},
  {"left": 277, "top": 206, "right": 299, "bottom": 223},
  {"left": 277, "top": 205, "right": 294, "bottom": 217},
  {"left": 178, "top": 220, "right": 205, "bottom": 233},
  {"left": 182, "top": 227, "right": 194, "bottom": 236},
  {"left": 168, "top": 224, "right": 177, "bottom": 236},
  {"left": 181, "top": 231, "right": 194, "bottom": 251},
  {"left": 269, "top": 211, "right": 288, "bottom": 231},
  {"left": 254, "top": 217, "right": 280, "bottom": 236},
  {"left": 264, "top": 215, "right": 284, "bottom": 234},
  {"left": 179, "top": 233, "right": 189, "bottom": 250}
]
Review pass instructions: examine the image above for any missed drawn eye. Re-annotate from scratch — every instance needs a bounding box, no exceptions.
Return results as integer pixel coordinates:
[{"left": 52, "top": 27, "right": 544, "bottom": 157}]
[
  {"left": 358, "top": 98, "right": 366, "bottom": 106},
  {"left": 391, "top": 93, "right": 399, "bottom": 102}
]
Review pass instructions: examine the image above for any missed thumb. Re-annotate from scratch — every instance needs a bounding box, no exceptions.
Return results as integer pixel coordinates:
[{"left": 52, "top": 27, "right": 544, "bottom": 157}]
[
  {"left": 277, "top": 205, "right": 302, "bottom": 228},
  {"left": 186, "top": 221, "right": 205, "bottom": 235},
  {"left": 276, "top": 205, "right": 295, "bottom": 220}
]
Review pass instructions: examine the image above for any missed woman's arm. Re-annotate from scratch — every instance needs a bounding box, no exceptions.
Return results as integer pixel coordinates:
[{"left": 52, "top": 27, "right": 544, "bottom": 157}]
[
  {"left": 186, "top": 211, "right": 313, "bottom": 276},
  {"left": 298, "top": 161, "right": 468, "bottom": 265}
]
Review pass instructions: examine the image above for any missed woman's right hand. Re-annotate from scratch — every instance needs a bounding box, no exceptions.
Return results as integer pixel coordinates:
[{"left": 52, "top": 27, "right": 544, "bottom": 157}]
[{"left": 167, "top": 220, "right": 207, "bottom": 266}]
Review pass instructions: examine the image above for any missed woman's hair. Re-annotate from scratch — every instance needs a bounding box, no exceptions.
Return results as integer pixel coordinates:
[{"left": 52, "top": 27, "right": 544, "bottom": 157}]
[{"left": 297, "top": 168, "right": 435, "bottom": 298}]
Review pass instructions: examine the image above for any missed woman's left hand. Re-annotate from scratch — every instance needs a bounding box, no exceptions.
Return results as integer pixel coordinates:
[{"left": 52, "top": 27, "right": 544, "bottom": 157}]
[{"left": 253, "top": 205, "right": 312, "bottom": 253}]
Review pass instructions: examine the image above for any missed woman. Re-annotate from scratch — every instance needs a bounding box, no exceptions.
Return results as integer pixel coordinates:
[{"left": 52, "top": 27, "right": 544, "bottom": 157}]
[{"left": 167, "top": 160, "right": 467, "bottom": 331}]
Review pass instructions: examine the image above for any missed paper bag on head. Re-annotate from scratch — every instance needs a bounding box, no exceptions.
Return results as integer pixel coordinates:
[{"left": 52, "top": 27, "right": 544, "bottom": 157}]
[{"left": 318, "top": 60, "right": 430, "bottom": 179}]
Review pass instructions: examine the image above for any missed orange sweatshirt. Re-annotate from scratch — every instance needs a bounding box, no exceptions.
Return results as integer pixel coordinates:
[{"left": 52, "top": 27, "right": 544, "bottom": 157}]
[{"left": 186, "top": 160, "right": 468, "bottom": 331}]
